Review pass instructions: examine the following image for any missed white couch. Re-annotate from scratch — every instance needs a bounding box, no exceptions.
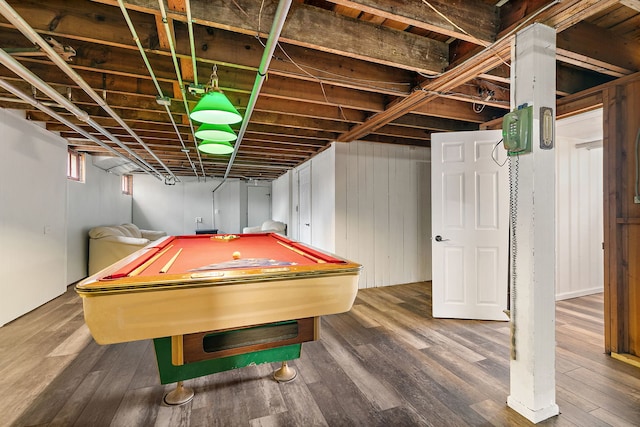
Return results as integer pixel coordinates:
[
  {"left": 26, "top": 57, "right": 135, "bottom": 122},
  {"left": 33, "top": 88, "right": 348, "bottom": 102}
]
[
  {"left": 242, "top": 220, "right": 287, "bottom": 235},
  {"left": 88, "top": 223, "right": 167, "bottom": 275}
]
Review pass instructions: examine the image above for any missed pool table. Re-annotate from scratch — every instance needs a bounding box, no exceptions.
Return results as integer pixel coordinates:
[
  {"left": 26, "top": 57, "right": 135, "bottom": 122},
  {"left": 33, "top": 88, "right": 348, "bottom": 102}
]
[{"left": 76, "top": 233, "right": 361, "bottom": 404}]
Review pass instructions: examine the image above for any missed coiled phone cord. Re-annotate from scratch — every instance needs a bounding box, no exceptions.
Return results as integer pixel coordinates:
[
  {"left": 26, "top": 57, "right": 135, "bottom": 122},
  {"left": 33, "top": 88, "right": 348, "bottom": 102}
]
[{"left": 509, "top": 154, "right": 519, "bottom": 360}]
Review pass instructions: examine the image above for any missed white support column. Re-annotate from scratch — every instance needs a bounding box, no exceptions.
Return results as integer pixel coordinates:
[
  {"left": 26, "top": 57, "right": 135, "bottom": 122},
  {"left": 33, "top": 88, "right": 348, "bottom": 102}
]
[{"left": 507, "top": 23, "right": 560, "bottom": 423}]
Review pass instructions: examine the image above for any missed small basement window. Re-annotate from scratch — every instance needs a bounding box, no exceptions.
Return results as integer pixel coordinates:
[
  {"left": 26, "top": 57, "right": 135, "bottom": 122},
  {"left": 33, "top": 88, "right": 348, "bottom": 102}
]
[
  {"left": 122, "top": 174, "right": 133, "bottom": 195},
  {"left": 67, "top": 149, "right": 85, "bottom": 182}
]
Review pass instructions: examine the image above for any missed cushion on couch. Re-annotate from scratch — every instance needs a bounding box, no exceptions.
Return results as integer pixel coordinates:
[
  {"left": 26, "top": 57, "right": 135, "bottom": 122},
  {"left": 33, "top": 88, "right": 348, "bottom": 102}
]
[
  {"left": 88, "top": 223, "right": 166, "bottom": 275},
  {"left": 243, "top": 220, "right": 287, "bottom": 235}
]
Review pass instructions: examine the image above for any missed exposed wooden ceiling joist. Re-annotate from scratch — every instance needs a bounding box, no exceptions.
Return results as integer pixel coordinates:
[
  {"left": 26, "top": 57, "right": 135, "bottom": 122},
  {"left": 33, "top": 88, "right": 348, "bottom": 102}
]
[{"left": 0, "top": 0, "right": 637, "bottom": 179}]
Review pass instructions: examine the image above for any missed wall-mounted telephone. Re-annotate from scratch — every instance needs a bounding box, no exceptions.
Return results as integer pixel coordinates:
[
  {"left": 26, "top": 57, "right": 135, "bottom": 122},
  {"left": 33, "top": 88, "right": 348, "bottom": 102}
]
[{"left": 502, "top": 105, "right": 533, "bottom": 156}]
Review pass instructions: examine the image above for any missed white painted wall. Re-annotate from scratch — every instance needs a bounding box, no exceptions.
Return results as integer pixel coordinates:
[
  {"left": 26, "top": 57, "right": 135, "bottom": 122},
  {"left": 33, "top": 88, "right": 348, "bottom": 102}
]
[
  {"left": 132, "top": 176, "right": 275, "bottom": 236},
  {"left": 133, "top": 175, "right": 224, "bottom": 235},
  {"left": 556, "top": 109, "right": 604, "bottom": 299},
  {"left": 214, "top": 179, "right": 243, "bottom": 234},
  {"left": 272, "top": 170, "right": 291, "bottom": 231},
  {"left": 67, "top": 155, "right": 132, "bottom": 282},
  {"left": 0, "top": 109, "right": 67, "bottom": 326},
  {"left": 247, "top": 182, "right": 272, "bottom": 228},
  {"left": 335, "top": 142, "right": 431, "bottom": 288},
  {"left": 273, "top": 141, "right": 431, "bottom": 289},
  {"left": 311, "top": 147, "right": 336, "bottom": 252}
]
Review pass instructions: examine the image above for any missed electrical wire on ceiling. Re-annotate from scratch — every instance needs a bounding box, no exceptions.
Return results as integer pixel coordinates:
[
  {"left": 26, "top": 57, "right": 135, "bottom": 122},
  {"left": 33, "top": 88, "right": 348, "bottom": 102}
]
[
  {"left": 250, "top": 2, "right": 351, "bottom": 121},
  {"left": 419, "top": 88, "right": 507, "bottom": 107},
  {"left": 275, "top": 43, "right": 349, "bottom": 121},
  {"left": 417, "top": 0, "right": 561, "bottom": 80},
  {"left": 185, "top": 0, "right": 198, "bottom": 87},
  {"left": 270, "top": 57, "right": 412, "bottom": 92},
  {"left": 212, "top": 0, "right": 293, "bottom": 193},
  {"left": 117, "top": 0, "right": 199, "bottom": 180},
  {"left": 0, "top": 0, "right": 178, "bottom": 182},
  {"left": 222, "top": 0, "right": 292, "bottom": 176},
  {"left": 239, "top": 0, "right": 412, "bottom": 114},
  {"left": 421, "top": 0, "right": 489, "bottom": 48},
  {"left": 246, "top": 2, "right": 414, "bottom": 93},
  {"left": 156, "top": 0, "right": 207, "bottom": 179}
]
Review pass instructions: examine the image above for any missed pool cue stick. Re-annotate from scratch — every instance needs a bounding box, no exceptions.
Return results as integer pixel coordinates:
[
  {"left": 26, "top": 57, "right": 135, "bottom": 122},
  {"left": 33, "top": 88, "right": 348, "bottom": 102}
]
[
  {"left": 159, "top": 248, "right": 183, "bottom": 273},
  {"left": 128, "top": 244, "right": 174, "bottom": 276},
  {"left": 276, "top": 240, "right": 326, "bottom": 263}
]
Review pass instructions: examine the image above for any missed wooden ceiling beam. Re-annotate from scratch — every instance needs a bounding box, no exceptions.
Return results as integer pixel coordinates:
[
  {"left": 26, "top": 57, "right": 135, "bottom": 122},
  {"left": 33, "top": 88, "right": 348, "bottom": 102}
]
[
  {"left": 541, "top": 0, "right": 620, "bottom": 32},
  {"left": 250, "top": 111, "right": 350, "bottom": 133},
  {"left": 358, "top": 133, "right": 429, "bottom": 147},
  {"left": 410, "top": 97, "right": 503, "bottom": 124},
  {"left": 0, "top": 0, "right": 417, "bottom": 96},
  {"left": 391, "top": 114, "right": 478, "bottom": 132},
  {"left": 557, "top": 21, "right": 640, "bottom": 77},
  {"left": 244, "top": 124, "right": 337, "bottom": 141},
  {"left": 94, "top": 0, "right": 449, "bottom": 73},
  {"left": 327, "top": 0, "right": 498, "bottom": 44},
  {"left": 0, "top": 58, "right": 387, "bottom": 116},
  {"left": 620, "top": 0, "right": 640, "bottom": 13},
  {"left": 336, "top": 40, "right": 510, "bottom": 141},
  {"left": 335, "top": 0, "right": 622, "bottom": 142}
]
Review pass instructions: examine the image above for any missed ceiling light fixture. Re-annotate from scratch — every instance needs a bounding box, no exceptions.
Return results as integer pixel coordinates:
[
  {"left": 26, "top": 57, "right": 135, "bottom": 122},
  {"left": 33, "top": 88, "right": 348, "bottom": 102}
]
[
  {"left": 197, "top": 140, "right": 234, "bottom": 155},
  {"left": 194, "top": 123, "right": 237, "bottom": 142},
  {"left": 189, "top": 65, "right": 242, "bottom": 125}
]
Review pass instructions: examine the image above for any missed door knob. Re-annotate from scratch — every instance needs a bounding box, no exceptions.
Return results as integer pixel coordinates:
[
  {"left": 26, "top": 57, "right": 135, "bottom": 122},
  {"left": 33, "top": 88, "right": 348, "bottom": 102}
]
[{"left": 435, "top": 235, "right": 449, "bottom": 242}]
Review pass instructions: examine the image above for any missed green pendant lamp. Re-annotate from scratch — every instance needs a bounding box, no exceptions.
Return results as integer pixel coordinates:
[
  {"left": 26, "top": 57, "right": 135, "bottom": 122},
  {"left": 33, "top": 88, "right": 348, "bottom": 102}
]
[
  {"left": 197, "top": 140, "right": 234, "bottom": 155},
  {"left": 190, "top": 91, "right": 242, "bottom": 124},
  {"left": 189, "top": 65, "right": 242, "bottom": 125},
  {"left": 194, "top": 123, "right": 237, "bottom": 142}
]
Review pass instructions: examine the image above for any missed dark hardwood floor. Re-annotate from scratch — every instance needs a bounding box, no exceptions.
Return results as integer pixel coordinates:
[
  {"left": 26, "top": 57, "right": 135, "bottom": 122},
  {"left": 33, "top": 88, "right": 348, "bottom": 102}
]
[{"left": 1, "top": 282, "right": 639, "bottom": 426}]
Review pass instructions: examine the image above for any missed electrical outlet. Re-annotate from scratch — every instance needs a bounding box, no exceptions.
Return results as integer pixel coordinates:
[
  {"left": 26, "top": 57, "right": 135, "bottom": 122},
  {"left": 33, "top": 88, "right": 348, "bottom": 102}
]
[{"left": 195, "top": 217, "right": 202, "bottom": 223}]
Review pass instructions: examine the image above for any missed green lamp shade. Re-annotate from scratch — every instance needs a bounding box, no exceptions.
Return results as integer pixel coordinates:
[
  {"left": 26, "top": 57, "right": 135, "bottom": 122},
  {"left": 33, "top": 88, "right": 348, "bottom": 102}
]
[
  {"left": 198, "top": 140, "right": 234, "bottom": 155},
  {"left": 190, "top": 91, "right": 242, "bottom": 125},
  {"left": 194, "top": 123, "right": 237, "bottom": 142}
]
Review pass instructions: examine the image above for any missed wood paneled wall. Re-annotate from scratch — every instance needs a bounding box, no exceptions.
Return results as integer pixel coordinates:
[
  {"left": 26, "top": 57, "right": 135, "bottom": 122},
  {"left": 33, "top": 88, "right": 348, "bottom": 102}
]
[
  {"left": 273, "top": 142, "right": 431, "bottom": 290},
  {"left": 602, "top": 77, "right": 640, "bottom": 356},
  {"left": 334, "top": 141, "right": 431, "bottom": 288}
]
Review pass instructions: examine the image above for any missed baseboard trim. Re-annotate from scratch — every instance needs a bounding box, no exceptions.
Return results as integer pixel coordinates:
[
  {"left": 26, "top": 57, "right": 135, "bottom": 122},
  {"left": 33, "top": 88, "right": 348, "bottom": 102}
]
[
  {"left": 555, "top": 288, "right": 603, "bottom": 301},
  {"left": 611, "top": 352, "right": 640, "bottom": 369}
]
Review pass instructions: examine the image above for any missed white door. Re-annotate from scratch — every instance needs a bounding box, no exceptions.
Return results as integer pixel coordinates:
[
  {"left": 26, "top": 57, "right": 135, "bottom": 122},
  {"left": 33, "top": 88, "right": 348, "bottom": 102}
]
[
  {"left": 298, "top": 165, "right": 311, "bottom": 244},
  {"left": 431, "top": 130, "right": 509, "bottom": 320},
  {"left": 248, "top": 185, "right": 271, "bottom": 227}
]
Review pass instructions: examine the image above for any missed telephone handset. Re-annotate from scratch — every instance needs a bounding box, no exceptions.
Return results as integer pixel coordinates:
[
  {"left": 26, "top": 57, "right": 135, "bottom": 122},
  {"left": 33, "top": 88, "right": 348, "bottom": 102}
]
[{"left": 502, "top": 105, "right": 533, "bottom": 156}]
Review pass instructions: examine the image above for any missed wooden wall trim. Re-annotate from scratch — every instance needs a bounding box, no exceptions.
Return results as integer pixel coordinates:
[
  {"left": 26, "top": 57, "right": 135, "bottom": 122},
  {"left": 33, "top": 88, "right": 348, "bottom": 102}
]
[
  {"left": 557, "top": 70, "right": 640, "bottom": 113},
  {"left": 603, "top": 86, "right": 614, "bottom": 353},
  {"left": 602, "top": 79, "right": 640, "bottom": 356}
]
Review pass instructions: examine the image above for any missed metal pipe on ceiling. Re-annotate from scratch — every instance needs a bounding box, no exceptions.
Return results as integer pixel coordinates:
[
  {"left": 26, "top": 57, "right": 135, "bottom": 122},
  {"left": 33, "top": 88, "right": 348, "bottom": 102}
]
[
  {"left": 212, "top": 0, "right": 293, "bottom": 193},
  {"left": 117, "top": 0, "right": 199, "bottom": 178},
  {"left": 157, "top": 0, "right": 206, "bottom": 178},
  {"left": 0, "top": 0, "right": 179, "bottom": 183},
  {"left": 185, "top": 0, "right": 199, "bottom": 87},
  {"left": 0, "top": 47, "right": 164, "bottom": 179},
  {"left": 0, "top": 78, "right": 157, "bottom": 177}
]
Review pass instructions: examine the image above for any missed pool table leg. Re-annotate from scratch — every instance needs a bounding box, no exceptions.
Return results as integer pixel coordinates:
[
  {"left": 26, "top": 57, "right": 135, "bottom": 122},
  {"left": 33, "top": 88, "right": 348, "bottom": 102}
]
[
  {"left": 163, "top": 335, "right": 195, "bottom": 405},
  {"left": 164, "top": 380, "right": 194, "bottom": 405},
  {"left": 273, "top": 360, "right": 297, "bottom": 382}
]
